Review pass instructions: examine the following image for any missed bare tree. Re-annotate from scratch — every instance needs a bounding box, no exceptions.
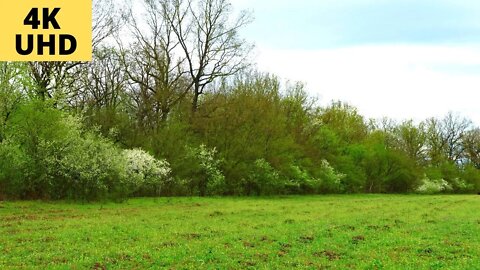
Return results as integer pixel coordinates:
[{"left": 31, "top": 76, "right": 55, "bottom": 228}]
[
  {"left": 426, "top": 113, "right": 472, "bottom": 165},
  {"left": 74, "top": 47, "right": 128, "bottom": 111},
  {"left": 163, "top": 0, "right": 253, "bottom": 112},
  {"left": 28, "top": 0, "right": 125, "bottom": 102},
  {"left": 93, "top": 0, "right": 126, "bottom": 49},
  {"left": 442, "top": 112, "right": 471, "bottom": 163},
  {"left": 120, "top": 0, "right": 190, "bottom": 127},
  {"left": 27, "top": 61, "right": 81, "bottom": 101}
]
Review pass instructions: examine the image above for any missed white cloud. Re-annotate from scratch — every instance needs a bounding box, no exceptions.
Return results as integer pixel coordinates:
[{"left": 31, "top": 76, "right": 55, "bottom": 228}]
[{"left": 254, "top": 44, "right": 480, "bottom": 125}]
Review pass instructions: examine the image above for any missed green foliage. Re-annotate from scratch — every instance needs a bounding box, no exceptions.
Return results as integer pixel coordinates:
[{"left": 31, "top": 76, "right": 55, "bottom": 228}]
[
  {"left": 48, "top": 131, "right": 128, "bottom": 200},
  {"left": 285, "top": 164, "right": 322, "bottom": 194},
  {"left": 461, "top": 165, "right": 480, "bottom": 192},
  {"left": 317, "top": 101, "right": 368, "bottom": 144},
  {"left": 1, "top": 65, "right": 480, "bottom": 199},
  {"left": 245, "top": 158, "right": 284, "bottom": 195},
  {"left": 177, "top": 144, "right": 225, "bottom": 196},
  {"left": 1, "top": 0, "right": 479, "bottom": 200},
  {"left": 0, "top": 100, "right": 172, "bottom": 200},
  {"left": 318, "top": 160, "right": 346, "bottom": 193}
]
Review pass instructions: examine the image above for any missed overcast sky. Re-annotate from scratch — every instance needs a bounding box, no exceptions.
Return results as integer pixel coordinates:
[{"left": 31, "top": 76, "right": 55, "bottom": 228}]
[{"left": 230, "top": 0, "right": 480, "bottom": 125}]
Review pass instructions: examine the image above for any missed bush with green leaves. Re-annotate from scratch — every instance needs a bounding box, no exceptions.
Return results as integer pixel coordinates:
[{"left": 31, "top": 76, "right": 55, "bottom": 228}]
[
  {"left": 179, "top": 144, "right": 225, "bottom": 196},
  {"left": 246, "top": 158, "right": 285, "bottom": 195},
  {"left": 449, "top": 177, "right": 474, "bottom": 193},
  {"left": 285, "top": 165, "right": 322, "bottom": 194},
  {"left": 2, "top": 101, "right": 119, "bottom": 199},
  {"left": 461, "top": 165, "right": 480, "bottom": 193},
  {"left": 0, "top": 139, "right": 28, "bottom": 198},
  {"left": 0, "top": 100, "right": 146, "bottom": 200},
  {"left": 318, "top": 160, "right": 346, "bottom": 193},
  {"left": 49, "top": 132, "right": 129, "bottom": 200}
]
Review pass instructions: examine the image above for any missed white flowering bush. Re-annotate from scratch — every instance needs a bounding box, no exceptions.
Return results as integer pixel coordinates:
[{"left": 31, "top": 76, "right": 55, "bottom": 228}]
[
  {"left": 0, "top": 100, "right": 132, "bottom": 200},
  {"left": 40, "top": 127, "right": 128, "bottom": 200},
  {"left": 416, "top": 176, "right": 453, "bottom": 194},
  {"left": 123, "top": 148, "right": 171, "bottom": 196}
]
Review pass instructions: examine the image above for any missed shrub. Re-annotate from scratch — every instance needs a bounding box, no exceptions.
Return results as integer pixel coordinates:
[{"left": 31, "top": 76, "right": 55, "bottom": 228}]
[
  {"left": 0, "top": 140, "right": 28, "bottom": 199},
  {"left": 449, "top": 177, "right": 474, "bottom": 193},
  {"left": 123, "top": 148, "right": 171, "bottom": 196},
  {"left": 181, "top": 144, "right": 225, "bottom": 196},
  {"left": 1, "top": 100, "right": 142, "bottom": 200},
  {"left": 416, "top": 176, "right": 452, "bottom": 194},
  {"left": 48, "top": 132, "right": 128, "bottom": 200},
  {"left": 246, "top": 158, "right": 285, "bottom": 195},
  {"left": 286, "top": 165, "right": 322, "bottom": 194},
  {"left": 461, "top": 165, "right": 480, "bottom": 193},
  {"left": 318, "top": 160, "right": 346, "bottom": 193}
]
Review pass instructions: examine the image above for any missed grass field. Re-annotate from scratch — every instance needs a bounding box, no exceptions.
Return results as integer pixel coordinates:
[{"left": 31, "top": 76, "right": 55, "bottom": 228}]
[{"left": 1, "top": 195, "right": 480, "bottom": 269}]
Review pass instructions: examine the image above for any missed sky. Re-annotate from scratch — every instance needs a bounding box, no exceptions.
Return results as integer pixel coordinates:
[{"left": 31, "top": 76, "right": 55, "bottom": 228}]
[{"left": 230, "top": 0, "right": 480, "bottom": 125}]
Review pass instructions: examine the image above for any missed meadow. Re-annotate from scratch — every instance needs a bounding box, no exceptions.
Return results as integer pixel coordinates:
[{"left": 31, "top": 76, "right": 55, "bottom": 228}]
[{"left": 1, "top": 195, "right": 480, "bottom": 269}]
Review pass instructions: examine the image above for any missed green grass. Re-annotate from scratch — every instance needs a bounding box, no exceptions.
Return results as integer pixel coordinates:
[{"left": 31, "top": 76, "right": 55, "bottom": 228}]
[{"left": 1, "top": 195, "right": 480, "bottom": 269}]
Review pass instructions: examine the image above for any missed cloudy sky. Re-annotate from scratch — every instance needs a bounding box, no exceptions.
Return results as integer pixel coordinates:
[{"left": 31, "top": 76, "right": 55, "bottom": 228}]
[{"left": 231, "top": 0, "right": 480, "bottom": 125}]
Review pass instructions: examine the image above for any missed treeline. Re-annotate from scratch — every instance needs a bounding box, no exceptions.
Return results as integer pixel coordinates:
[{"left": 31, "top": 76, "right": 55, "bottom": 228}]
[{"left": 0, "top": 0, "right": 479, "bottom": 200}]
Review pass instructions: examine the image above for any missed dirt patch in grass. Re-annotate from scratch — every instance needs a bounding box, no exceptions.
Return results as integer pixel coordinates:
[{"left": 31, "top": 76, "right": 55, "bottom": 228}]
[
  {"left": 243, "top": 241, "right": 255, "bottom": 248},
  {"left": 314, "top": 250, "right": 342, "bottom": 261},
  {"left": 351, "top": 235, "right": 366, "bottom": 244},
  {"left": 182, "top": 233, "right": 202, "bottom": 240},
  {"left": 298, "top": 235, "right": 315, "bottom": 244},
  {"left": 92, "top": 262, "right": 106, "bottom": 270},
  {"left": 284, "top": 219, "right": 295, "bottom": 224},
  {"left": 366, "top": 224, "right": 391, "bottom": 231},
  {"left": 278, "top": 242, "right": 292, "bottom": 257},
  {"left": 209, "top": 211, "right": 223, "bottom": 217}
]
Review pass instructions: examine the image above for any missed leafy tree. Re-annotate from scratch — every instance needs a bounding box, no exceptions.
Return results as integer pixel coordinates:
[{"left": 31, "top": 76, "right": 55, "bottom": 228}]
[{"left": 463, "top": 128, "right": 480, "bottom": 169}]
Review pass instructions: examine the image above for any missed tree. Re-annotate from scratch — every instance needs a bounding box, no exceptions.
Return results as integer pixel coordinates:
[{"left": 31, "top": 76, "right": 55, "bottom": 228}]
[
  {"left": 0, "top": 62, "right": 30, "bottom": 142},
  {"left": 463, "top": 128, "right": 480, "bottom": 169},
  {"left": 394, "top": 120, "right": 427, "bottom": 164},
  {"left": 317, "top": 101, "right": 368, "bottom": 144},
  {"left": 425, "top": 113, "right": 471, "bottom": 165},
  {"left": 121, "top": 0, "right": 190, "bottom": 127},
  {"left": 162, "top": 0, "right": 253, "bottom": 112},
  {"left": 425, "top": 117, "right": 446, "bottom": 165},
  {"left": 28, "top": 0, "right": 125, "bottom": 102},
  {"left": 92, "top": 0, "right": 125, "bottom": 49},
  {"left": 441, "top": 112, "right": 471, "bottom": 163},
  {"left": 75, "top": 47, "right": 127, "bottom": 111}
]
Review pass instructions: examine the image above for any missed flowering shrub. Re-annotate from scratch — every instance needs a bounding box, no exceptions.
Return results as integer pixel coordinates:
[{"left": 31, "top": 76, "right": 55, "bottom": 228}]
[
  {"left": 123, "top": 148, "right": 171, "bottom": 196},
  {"left": 416, "top": 176, "right": 452, "bottom": 194},
  {"left": 54, "top": 134, "right": 127, "bottom": 200},
  {"left": 0, "top": 100, "right": 173, "bottom": 200}
]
